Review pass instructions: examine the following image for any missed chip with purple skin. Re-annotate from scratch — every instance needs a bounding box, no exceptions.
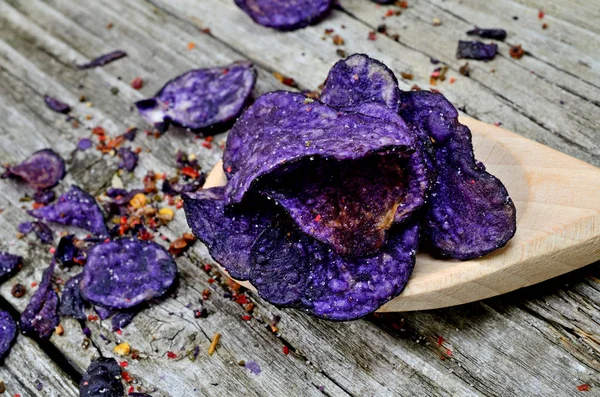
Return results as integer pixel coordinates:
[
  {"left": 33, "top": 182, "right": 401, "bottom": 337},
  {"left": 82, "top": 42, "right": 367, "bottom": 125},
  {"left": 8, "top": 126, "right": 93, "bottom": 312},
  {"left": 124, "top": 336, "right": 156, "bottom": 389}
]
[
  {"left": 466, "top": 28, "right": 507, "bottom": 41},
  {"left": 0, "top": 310, "right": 17, "bottom": 361},
  {"left": 135, "top": 61, "right": 256, "bottom": 133},
  {"left": 456, "top": 40, "right": 498, "bottom": 61},
  {"left": 34, "top": 190, "right": 56, "bottom": 205},
  {"left": 234, "top": 0, "right": 333, "bottom": 31},
  {"left": 94, "top": 306, "right": 113, "bottom": 320},
  {"left": 33, "top": 221, "right": 54, "bottom": 245},
  {"left": 111, "top": 310, "right": 136, "bottom": 331},
  {"left": 58, "top": 274, "right": 87, "bottom": 321},
  {"left": 321, "top": 54, "right": 401, "bottom": 112},
  {"left": 77, "top": 50, "right": 127, "bottom": 69},
  {"left": 399, "top": 90, "right": 516, "bottom": 260},
  {"left": 29, "top": 185, "right": 108, "bottom": 237},
  {"left": 44, "top": 96, "right": 71, "bottom": 114},
  {"left": 117, "top": 147, "right": 138, "bottom": 172},
  {"left": 20, "top": 259, "right": 60, "bottom": 339},
  {"left": 0, "top": 252, "right": 22, "bottom": 282},
  {"left": 79, "top": 357, "right": 124, "bottom": 397},
  {"left": 3, "top": 149, "right": 65, "bottom": 190},
  {"left": 80, "top": 238, "right": 177, "bottom": 309}
]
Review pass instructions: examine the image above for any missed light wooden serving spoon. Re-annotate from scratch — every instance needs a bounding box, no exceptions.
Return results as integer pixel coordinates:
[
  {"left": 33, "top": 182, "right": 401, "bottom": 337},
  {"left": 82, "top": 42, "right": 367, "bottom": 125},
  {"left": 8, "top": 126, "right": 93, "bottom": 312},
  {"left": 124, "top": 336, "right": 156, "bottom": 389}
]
[{"left": 202, "top": 116, "right": 600, "bottom": 312}]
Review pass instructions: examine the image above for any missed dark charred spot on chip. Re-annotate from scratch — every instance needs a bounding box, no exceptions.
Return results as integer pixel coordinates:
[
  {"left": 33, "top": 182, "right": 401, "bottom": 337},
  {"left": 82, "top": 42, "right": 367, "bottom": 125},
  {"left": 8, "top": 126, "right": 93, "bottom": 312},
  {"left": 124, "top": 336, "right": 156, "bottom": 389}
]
[
  {"left": 456, "top": 40, "right": 498, "bottom": 61},
  {"left": 321, "top": 53, "right": 401, "bottom": 112},
  {"left": 0, "top": 252, "right": 23, "bottom": 282},
  {"left": 135, "top": 61, "right": 256, "bottom": 133},
  {"left": 250, "top": 227, "right": 308, "bottom": 305},
  {"left": 2, "top": 149, "right": 65, "bottom": 190},
  {"left": 400, "top": 90, "right": 516, "bottom": 260},
  {"left": 466, "top": 27, "right": 507, "bottom": 41},
  {"left": 234, "top": 0, "right": 333, "bottom": 31},
  {"left": 77, "top": 50, "right": 127, "bottom": 69},
  {"left": 117, "top": 147, "right": 139, "bottom": 172},
  {"left": 20, "top": 260, "right": 60, "bottom": 339},
  {"left": 0, "top": 310, "right": 17, "bottom": 361},
  {"left": 58, "top": 274, "right": 87, "bottom": 321},
  {"left": 80, "top": 238, "right": 177, "bottom": 309},
  {"left": 111, "top": 310, "right": 136, "bottom": 331},
  {"left": 44, "top": 96, "right": 71, "bottom": 114},
  {"left": 79, "top": 357, "right": 124, "bottom": 397},
  {"left": 29, "top": 185, "right": 108, "bottom": 237},
  {"left": 301, "top": 223, "right": 419, "bottom": 320},
  {"left": 183, "top": 187, "right": 274, "bottom": 280}
]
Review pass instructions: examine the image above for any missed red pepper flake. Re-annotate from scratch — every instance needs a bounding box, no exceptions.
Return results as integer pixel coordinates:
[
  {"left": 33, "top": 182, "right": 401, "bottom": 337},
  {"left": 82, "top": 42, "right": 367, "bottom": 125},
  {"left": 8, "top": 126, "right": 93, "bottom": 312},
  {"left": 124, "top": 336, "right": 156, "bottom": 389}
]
[
  {"left": 542, "top": 23, "right": 549, "bottom": 30},
  {"left": 187, "top": 42, "right": 196, "bottom": 50},
  {"left": 204, "top": 136, "right": 214, "bottom": 143},
  {"left": 437, "top": 336, "right": 444, "bottom": 346},
  {"left": 385, "top": 9, "right": 394, "bottom": 17},
  {"left": 87, "top": 314, "right": 99, "bottom": 321},
  {"left": 397, "top": 1, "right": 408, "bottom": 8},
  {"left": 332, "top": 35, "right": 344, "bottom": 46},
  {"left": 538, "top": 10, "right": 544, "bottom": 19},
  {"left": 92, "top": 126, "right": 105, "bottom": 135},
  {"left": 367, "top": 31, "right": 377, "bottom": 41},
  {"left": 241, "top": 315, "right": 252, "bottom": 321},
  {"left": 202, "top": 289, "right": 211, "bottom": 300},
  {"left": 121, "top": 371, "right": 133, "bottom": 383},
  {"left": 119, "top": 361, "right": 128, "bottom": 368},
  {"left": 31, "top": 282, "right": 38, "bottom": 288},
  {"left": 449, "top": 77, "right": 456, "bottom": 84},
  {"left": 131, "top": 77, "right": 144, "bottom": 90},
  {"left": 201, "top": 141, "right": 213, "bottom": 149},
  {"left": 509, "top": 44, "right": 525, "bottom": 59},
  {"left": 180, "top": 166, "right": 200, "bottom": 179},
  {"left": 235, "top": 295, "right": 249, "bottom": 305},
  {"left": 446, "top": 348, "right": 452, "bottom": 356},
  {"left": 226, "top": 166, "right": 232, "bottom": 173},
  {"left": 273, "top": 72, "right": 297, "bottom": 88},
  {"left": 116, "top": 329, "right": 122, "bottom": 335},
  {"left": 32, "top": 202, "right": 44, "bottom": 210},
  {"left": 49, "top": 247, "right": 56, "bottom": 255},
  {"left": 203, "top": 264, "right": 212, "bottom": 272},
  {"left": 314, "top": 214, "right": 322, "bottom": 222},
  {"left": 283, "top": 345, "right": 290, "bottom": 355},
  {"left": 577, "top": 384, "right": 590, "bottom": 392},
  {"left": 128, "top": 386, "right": 134, "bottom": 394},
  {"left": 208, "top": 278, "right": 215, "bottom": 284},
  {"left": 167, "top": 351, "right": 178, "bottom": 359}
]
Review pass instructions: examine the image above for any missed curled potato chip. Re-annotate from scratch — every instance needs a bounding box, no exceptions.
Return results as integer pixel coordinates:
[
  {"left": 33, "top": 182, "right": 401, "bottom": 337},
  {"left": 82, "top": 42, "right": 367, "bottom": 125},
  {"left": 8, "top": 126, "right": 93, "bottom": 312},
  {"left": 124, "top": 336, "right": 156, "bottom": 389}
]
[
  {"left": 0, "top": 252, "right": 22, "bottom": 282},
  {"left": 3, "top": 149, "right": 65, "bottom": 190},
  {"left": 20, "top": 260, "right": 60, "bottom": 339},
  {"left": 80, "top": 238, "right": 177, "bottom": 309},
  {"left": 135, "top": 62, "right": 256, "bottom": 133},
  {"left": 0, "top": 310, "right": 17, "bottom": 361},
  {"left": 29, "top": 185, "right": 108, "bottom": 237},
  {"left": 234, "top": 0, "right": 333, "bottom": 31},
  {"left": 79, "top": 357, "right": 124, "bottom": 397},
  {"left": 399, "top": 90, "right": 516, "bottom": 259}
]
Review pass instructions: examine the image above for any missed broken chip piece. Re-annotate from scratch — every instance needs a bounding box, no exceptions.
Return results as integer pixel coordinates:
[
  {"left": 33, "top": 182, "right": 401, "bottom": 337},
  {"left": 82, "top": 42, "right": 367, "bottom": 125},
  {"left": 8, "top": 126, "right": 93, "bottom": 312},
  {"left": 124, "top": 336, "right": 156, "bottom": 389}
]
[
  {"left": 234, "top": 0, "right": 333, "bottom": 31},
  {"left": 466, "top": 27, "right": 507, "bottom": 41},
  {"left": 20, "top": 259, "right": 60, "bottom": 339},
  {"left": 321, "top": 53, "right": 401, "bottom": 112},
  {"left": 456, "top": 40, "right": 498, "bottom": 61},
  {"left": 29, "top": 185, "right": 108, "bottom": 237},
  {"left": 111, "top": 310, "right": 136, "bottom": 331},
  {"left": 117, "top": 147, "right": 139, "bottom": 172},
  {"left": 0, "top": 310, "right": 17, "bottom": 361},
  {"left": 79, "top": 357, "right": 124, "bottom": 397},
  {"left": 58, "top": 274, "right": 87, "bottom": 321},
  {"left": 399, "top": 90, "right": 516, "bottom": 260},
  {"left": 2, "top": 149, "right": 65, "bottom": 190},
  {"left": 80, "top": 238, "right": 177, "bottom": 309},
  {"left": 44, "top": 95, "right": 71, "bottom": 114},
  {"left": 135, "top": 61, "right": 256, "bottom": 133},
  {"left": 55, "top": 234, "right": 86, "bottom": 267},
  {"left": 77, "top": 50, "right": 127, "bottom": 69},
  {"left": 0, "top": 252, "right": 22, "bottom": 282}
]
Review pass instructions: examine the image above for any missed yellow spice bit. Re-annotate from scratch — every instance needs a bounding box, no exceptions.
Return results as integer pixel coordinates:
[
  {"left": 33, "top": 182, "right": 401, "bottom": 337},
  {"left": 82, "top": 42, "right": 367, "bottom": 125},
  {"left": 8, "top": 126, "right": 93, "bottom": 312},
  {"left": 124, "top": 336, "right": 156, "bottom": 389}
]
[
  {"left": 208, "top": 333, "right": 221, "bottom": 356},
  {"left": 114, "top": 342, "right": 131, "bottom": 356},
  {"left": 129, "top": 193, "right": 147, "bottom": 208},
  {"left": 55, "top": 324, "right": 64, "bottom": 336},
  {"left": 158, "top": 207, "right": 175, "bottom": 222}
]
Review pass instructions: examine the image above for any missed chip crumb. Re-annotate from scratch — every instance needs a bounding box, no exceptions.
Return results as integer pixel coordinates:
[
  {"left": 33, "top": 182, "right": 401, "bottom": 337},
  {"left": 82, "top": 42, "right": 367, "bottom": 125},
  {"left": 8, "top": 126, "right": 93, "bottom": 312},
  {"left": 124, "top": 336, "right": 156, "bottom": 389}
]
[
  {"left": 432, "top": 18, "right": 442, "bottom": 26},
  {"left": 55, "top": 324, "right": 64, "bottom": 335},
  {"left": 114, "top": 342, "right": 131, "bottom": 356},
  {"left": 208, "top": 333, "right": 221, "bottom": 356}
]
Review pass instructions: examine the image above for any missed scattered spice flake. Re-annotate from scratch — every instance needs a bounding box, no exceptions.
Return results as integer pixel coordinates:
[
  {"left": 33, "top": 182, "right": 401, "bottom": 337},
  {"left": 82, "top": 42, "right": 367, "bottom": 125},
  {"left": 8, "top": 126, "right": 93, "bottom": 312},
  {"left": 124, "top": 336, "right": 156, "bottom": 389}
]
[
  {"left": 542, "top": 23, "right": 548, "bottom": 30},
  {"left": 432, "top": 17, "right": 441, "bottom": 26},
  {"left": 509, "top": 44, "right": 525, "bottom": 59},
  {"left": 397, "top": 1, "right": 408, "bottom": 8},
  {"left": 11, "top": 283, "right": 26, "bottom": 298},
  {"left": 208, "top": 332, "right": 220, "bottom": 356},
  {"left": 449, "top": 77, "right": 456, "bottom": 84},
  {"left": 332, "top": 35, "right": 344, "bottom": 45},
  {"left": 241, "top": 315, "right": 252, "bottom": 321},
  {"left": 336, "top": 49, "right": 348, "bottom": 58},
  {"left": 437, "top": 336, "right": 444, "bottom": 346},
  {"left": 77, "top": 50, "right": 127, "bottom": 69},
  {"left": 538, "top": 10, "right": 544, "bottom": 19},
  {"left": 131, "top": 77, "right": 144, "bottom": 90},
  {"left": 368, "top": 31, "right": 377, "bottom": 41},
  {"left": 400, "top": 72, "right": 413, "bottom": 80},
  {"left": 121, "top": 371, "right": 133, "bottom": 383},
  {"left": 167, "top": 351, "right": 178, "bottom": 359},
  {"left": 577, "top": 384, "right": 590, "bottom": 392},
  {"left": 187, "top": 42, "right": 196, "bottom": 50},
  {"left": 106, "top": 22, "right": 113, "bottom": 29},
  {"left": 377, "top": 24, "right": 387, "bottom": 34},
  {"left": 55, "top": 324, "right": 64, "bottom": 335},
  {"left": 459, "top": 63, "right": 470, "bottom": 76},
  {"left": 114, "top": 342, "right": 131, "bottom": 356},
  {"left": 283, "top": 345, "right": 289, "bottom": 355},
  {"left": 245, "top": 360, "right": 261, "bottom": 375},
  {"left": 273, "top": 72, "right": 297, "bottom": 88}
]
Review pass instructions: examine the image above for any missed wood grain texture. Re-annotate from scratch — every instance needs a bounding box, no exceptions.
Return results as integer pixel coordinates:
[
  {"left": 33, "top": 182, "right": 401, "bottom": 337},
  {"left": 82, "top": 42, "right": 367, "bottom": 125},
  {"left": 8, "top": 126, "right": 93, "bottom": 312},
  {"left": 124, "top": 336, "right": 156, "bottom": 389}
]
[{"left": 0, "top": 0, "right": 598, "bottom": 396}]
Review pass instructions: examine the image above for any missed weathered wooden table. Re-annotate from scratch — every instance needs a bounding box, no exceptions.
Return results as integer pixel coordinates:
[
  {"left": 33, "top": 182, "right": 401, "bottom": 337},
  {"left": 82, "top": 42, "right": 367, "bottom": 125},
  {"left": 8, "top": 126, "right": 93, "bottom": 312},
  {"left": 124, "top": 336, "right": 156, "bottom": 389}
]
[{"left": 0, "top": 0, "right": 599, "bottom": 395}]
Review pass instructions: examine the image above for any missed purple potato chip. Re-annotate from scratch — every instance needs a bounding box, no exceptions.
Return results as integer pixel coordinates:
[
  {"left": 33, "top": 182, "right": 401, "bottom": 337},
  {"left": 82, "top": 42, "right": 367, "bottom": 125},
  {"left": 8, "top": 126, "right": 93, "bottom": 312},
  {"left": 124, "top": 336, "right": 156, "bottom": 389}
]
[
  {"left": 250, "top": 227, "right": 308, "bottom": 305},
  {"left": 80, "top": 238, "right": 177, "bottom": 309},
  {"left": 223, "top": 91, "right": 415, "bottom": 206},
  {"left": 300, "top": 222, "right": 419, "bottom": 320},
  {"left": 29, "top": 185, "right": 108, "bottom": 236},
  {"left": 79, "top": 357, "right": 124, "bottom": 397},
  {"left": 33, "top": 221, "right": 54, "bottom": 244},
  {"left": 55, "top": 234, "right": 86, "bottom": 267},
  {"left": 234, "top": 0, "right": 333, "bottom": 31},
  {"left": 77, "top": 138, "right": 93, "bottom": 151},
  {"left": 456, "top": 40, "right": 497, "bottom": 61},
  {"left": 135, "top": 61, "right": 256, "bottom": 132},
  {"left": 122, "top": 128, "right": 137, "bottom": 141},
  {"left": 44, "top": 96, "right": 71, "bottom": 114},
  {"left": 77, "top": 50, "right": 127, "bottom": 69},
  {"left": 0, "top": 252, "right": 22, "bottom": 282},
  {"left": 183, "top": 187, "right": 273, "bottom": 280},
  {"left": 34, "top": 189, "right": 56, "bottom": 205},
  {"left": 321, "top": 54, "right": 401, "bottom": 112},
  {"left": 94, "top": 306, "right": 114, "bottom": 320},
  {"left": 4, "top": 149, "right": 65, "bottom": 190},
  {"left": 111, "top": 310, "right": 136, "bottom": 331},
  {"left": 0, "top": 310, "right": 17, "bottom": 360},
  {"left": 58, "top": 274, "right": 87, "bottom": 321},
  {"left": 466, "top": 27, "right": 507, "bottom": 41},
  {"left": 399, "top": 90, "right": 516, "bottom": 259},
  {"left": 117, "top": 147, "right": 138, "bottom": 172},
  {"left": 20, "top": 259, "right": 60, "bottom": 339},
  {"left": 19, "top": 221, "right": 34, "bottom": 234}
]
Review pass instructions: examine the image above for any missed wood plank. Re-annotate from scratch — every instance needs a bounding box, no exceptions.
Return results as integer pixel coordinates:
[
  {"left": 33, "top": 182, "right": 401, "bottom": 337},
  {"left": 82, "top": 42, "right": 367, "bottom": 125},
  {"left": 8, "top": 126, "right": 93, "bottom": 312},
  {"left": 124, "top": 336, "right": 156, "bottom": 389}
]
[{"left": 0, "top": 0, "right": 598, "bottom": 396}]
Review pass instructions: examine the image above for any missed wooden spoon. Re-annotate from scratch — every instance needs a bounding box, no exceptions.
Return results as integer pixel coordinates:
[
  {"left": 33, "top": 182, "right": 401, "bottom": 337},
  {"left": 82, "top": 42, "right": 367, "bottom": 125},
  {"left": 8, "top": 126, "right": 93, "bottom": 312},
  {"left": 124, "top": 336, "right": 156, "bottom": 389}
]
[{"left": 202, "top": 116, "right": 600, "bottom": 312}]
